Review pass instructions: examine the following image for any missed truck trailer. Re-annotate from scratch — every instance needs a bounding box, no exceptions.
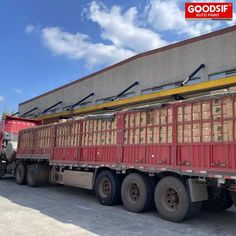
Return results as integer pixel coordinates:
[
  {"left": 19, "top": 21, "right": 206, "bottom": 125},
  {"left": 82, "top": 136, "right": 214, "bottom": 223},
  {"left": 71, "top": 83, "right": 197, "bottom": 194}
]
[{"left": 1, "top": 92, "right": 236, "bottom": 222}]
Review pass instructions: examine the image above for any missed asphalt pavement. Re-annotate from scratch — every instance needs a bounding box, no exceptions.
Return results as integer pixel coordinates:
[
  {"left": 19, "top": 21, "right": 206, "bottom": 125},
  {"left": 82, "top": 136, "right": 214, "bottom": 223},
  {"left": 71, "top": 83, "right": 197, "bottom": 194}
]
[{"left": 0, "top": 177, "right": 235, "bottom": 236}]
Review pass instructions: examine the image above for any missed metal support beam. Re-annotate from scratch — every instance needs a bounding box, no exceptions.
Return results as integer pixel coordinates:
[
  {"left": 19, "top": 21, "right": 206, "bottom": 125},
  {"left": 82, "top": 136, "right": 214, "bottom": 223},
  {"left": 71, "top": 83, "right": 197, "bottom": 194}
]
[
  {"left": 38, "top": 101, "right": 62, "bottom": 116},
  {"left": 37, "top": 75, "right": 236, "bottom": 121},
  {"left": 180, "top": 64, "right": 205, "bottom": 86},
  {"left": 111, "top": 81, "right": 139, "bottom": 101},
  {"left": 21, "top": 107, "right": 38, "bottom": 117},
  {"left": 68, "top": 93, "right": 95, "bottom": 110},
  {"left": 11, "top": 112, "right": 19, "bottom": 116}
]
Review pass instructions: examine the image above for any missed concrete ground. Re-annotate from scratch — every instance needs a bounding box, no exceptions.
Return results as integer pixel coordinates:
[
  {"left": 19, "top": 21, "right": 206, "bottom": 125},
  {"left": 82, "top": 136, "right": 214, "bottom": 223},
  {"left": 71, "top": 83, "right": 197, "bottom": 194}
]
[{"left": 0, "top": 177, "right": 235, "bottom": 236}]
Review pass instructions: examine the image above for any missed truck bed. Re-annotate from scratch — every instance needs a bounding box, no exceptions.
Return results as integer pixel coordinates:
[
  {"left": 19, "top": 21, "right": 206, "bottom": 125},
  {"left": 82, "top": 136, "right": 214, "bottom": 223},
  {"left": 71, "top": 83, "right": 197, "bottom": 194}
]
[{"left": 17, "top": 93, "right": 236, "bottom": 180}]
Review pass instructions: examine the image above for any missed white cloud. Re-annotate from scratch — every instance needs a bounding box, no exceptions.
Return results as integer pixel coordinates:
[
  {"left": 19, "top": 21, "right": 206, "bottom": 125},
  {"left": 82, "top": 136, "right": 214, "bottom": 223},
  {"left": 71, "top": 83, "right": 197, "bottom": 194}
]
[
  {"left": 13, "top": 88, "right": 22, "bottom": 94},
  {"left": 146, "top": 0, "right": 222, "bottom": 37},
  {"left": 0, "top": 95, "right": 4, "bottom": 102},
  {"left": 227, "top": 12, "right": 236, "bottom": 26},
  {"left": 41, "top": 27, "right": 135, "bottom": 67},
  {"left": 25, "top": 25, "right": 35, "bottom": 34},
  {"left": 36, "top": 0, "right": 234, "bottom": 68},
  {"left": 87, "top": 1, "right": 167, "bottom": 51},
  {"left": 40, "top": 1, "right": 168, "bottom": 68}
]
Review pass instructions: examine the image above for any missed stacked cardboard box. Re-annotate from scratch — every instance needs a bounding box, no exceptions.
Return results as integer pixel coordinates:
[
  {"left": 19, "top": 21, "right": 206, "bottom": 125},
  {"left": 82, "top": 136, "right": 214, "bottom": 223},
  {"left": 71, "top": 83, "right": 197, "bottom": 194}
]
[
  {"left": 183, "top": 124, "right": 191, "bottom": 143},
  {"left": 125, "top": 108, "right": 172, "bottom": 128},
  {"left": 140, "top": 128, "right": 146, "bottom": 144},
  {"left": 123, "top": 107, "right": 173, "bottom": 145},
  {"left": 223, "top": 97, "right": 233, "bottom": 118},
  {"left": 177, "top": 125, "right": 183, "bottom": 143},
  {"left": 125, "top": 128, "right": 146, "bottom": 145},
  {"left": 147, "top": 127, "right": 154, "bottom": 144},
  {"left": 184, "top": 105, "right": 191, "bottom": 121},
  {"left": 167, "top": 126, "right": 173, "bottom": 143},
  {"left": 212, "top": 98, "right": 221, "bottom": 119},
  {"left": 212, "top": 97, "right": 233, "bottom": 119},
  {"left": 124, "top": 125, "right": 172, "bottom": 145},
  {"left": 212, "top": 121, "right": 233, "bottom": 142},
  {"left": 158, "top": 126, "right": 172, "bottom": 143},
  {"left": 160, "top": 110, "right": 167, "bottom": 125},
  {"left": 159, "top": 126, "right": 166, "bottom": 143},
  {"left": 147, "top": 111, "right": 155, "bottom": 125},
  {"left": 223, "top": 121, "right": 233, "bottom": 141},
  {"left": 177, "top": 107, "right": 183, "bottom": 122},
  {"left": 167, "top": 108, "right": 173, "bottom": 124},
  {"left": 82, "top": 118, "right": 117, "bottom": 146},
  {"left": 82, "top": 97, "right": 235, "bottom": 146},
  {"left": 202, "top": 122, "right": 211, "bottom": 142},
  {"left": 153, "top": 127, "right": 160, "bottom": 143},
  {"left": 34, "top": 126, "right": 52, "bottom": 148},
  {"left": 178, "top": 122, "right": 226, "bottom": 143},
  {"left": 202, "top": 101, "right": 211, "bottom": 120},
  {"left": 193, "top": 103, "right": 201, "bottom": 121},
  {"left": 192, "top": 123, "right": 200, "bottom": 142},
  {"left": 124, "top": 129, "right": 128, "bottom": 144}
]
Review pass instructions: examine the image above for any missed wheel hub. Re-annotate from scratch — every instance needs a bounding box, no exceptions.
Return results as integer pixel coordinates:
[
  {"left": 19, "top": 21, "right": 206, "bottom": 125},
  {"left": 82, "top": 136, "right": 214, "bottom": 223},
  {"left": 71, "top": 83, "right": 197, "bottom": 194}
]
[
  {"left": 101, "top": 178, "right": 111, "bottom": 197},
  {"left": 163, "top": 187, "right": 179, "bottom": 211},
  {"left": 129, "top": 183, "right": 140, "bottom": 202}
]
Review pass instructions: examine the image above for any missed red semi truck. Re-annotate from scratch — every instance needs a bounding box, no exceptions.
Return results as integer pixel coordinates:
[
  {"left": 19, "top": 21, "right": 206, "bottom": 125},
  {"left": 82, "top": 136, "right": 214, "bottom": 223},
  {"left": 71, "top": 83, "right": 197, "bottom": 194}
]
[
  {"left": 0, "top": 115, "right": 42, "bottom": 177},
  {"left": 1, "top": 93, "right": 236, "bottom": 222}
]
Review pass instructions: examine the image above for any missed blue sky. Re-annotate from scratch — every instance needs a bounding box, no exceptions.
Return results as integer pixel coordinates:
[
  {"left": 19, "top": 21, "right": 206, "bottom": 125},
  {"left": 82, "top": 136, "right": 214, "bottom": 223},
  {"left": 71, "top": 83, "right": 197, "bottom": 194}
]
[{"left": 0, "top": 0, "right": 235, "bottom": 115}]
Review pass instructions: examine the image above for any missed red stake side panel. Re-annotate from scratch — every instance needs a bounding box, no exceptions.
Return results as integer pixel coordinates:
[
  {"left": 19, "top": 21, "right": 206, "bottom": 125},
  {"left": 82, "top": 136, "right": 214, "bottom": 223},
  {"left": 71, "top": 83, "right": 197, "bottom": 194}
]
[{"left": 17, "top": 94, "right": 236, "bottom": 179}]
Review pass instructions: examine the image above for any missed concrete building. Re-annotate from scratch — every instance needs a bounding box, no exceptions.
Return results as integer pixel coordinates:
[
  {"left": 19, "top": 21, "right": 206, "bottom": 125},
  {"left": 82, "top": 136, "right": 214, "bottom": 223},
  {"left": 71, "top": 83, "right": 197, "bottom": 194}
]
[{"left": 19, "top": 25, "right": 236, "bottom": 117}]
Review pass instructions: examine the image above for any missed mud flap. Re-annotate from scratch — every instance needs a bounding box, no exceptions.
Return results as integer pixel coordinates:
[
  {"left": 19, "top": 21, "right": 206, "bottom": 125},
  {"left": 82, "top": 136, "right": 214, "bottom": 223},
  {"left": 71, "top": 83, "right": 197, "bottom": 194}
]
[
  {"left": 187, "top": 179, "right": 208, "bottom": 202},
  {"left": 229, "top": 191, "right": 236, "bottom": 206}
]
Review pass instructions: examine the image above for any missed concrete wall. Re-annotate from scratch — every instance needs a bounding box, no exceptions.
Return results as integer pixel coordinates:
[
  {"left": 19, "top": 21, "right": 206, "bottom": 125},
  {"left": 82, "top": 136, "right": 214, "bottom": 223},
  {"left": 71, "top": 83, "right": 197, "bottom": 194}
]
[{"left": 19, "top": 26, "right": 236, "bottom": 116}]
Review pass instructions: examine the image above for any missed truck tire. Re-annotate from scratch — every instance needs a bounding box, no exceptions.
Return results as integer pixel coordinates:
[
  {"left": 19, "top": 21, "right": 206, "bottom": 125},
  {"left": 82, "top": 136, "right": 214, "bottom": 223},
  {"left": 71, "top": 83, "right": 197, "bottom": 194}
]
[
  {"left": 202, "top": 187, "right": 233, "bottom": 212},
  {"left": 95, "top": 170, "right": 121, "bottom": 206},
  {"left": 27, "top": 165, "right": 39, "bottom": 187},
  {"left": 15, "top": 164, "right": 27, "bottom": 185},
  {"left": 121, "top": 173, "right": 154, "bottom": 213},
  {"left": 0, "top": 162, "right": 6, "bottom": 179},
  {"left": 154, "top": 176, "right": 193, "bottom": 222}
]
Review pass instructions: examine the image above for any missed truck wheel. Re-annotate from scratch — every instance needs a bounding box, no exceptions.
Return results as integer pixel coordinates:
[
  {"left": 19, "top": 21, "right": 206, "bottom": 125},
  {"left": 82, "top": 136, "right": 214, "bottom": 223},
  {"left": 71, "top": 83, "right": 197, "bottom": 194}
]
[
  {"left": 95, "top": 170, "right": 121, "bottom": 206},
  {"left": 202, "top": 187, "right": 233, "bottom": 212},
  {"left": 27, "top": 165, "right": 39, "bottom": 187},
  {"left": 121, "top": 173, "right": 154, "bottom": 213},
  {"left": 0, "top": 162, "right": 7, "bottom": 179},
  {"left": 154, "top": 176, "right": 192, "bottom": 222},
  {"left": 15, "top": 164, "right": 27, "bottom": 185}
]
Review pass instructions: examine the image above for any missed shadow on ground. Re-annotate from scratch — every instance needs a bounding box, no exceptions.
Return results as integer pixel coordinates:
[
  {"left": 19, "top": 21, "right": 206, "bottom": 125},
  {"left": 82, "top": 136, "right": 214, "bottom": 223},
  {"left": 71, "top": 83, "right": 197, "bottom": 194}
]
[{"left": 0, "top": 177, "right": 236, "bottom": 236}]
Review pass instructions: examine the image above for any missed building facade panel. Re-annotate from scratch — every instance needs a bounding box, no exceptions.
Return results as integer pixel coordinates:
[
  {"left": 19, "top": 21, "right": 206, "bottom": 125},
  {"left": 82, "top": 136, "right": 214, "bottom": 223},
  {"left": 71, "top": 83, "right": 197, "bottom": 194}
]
[{"left": 19, "top": 27, "right": 236, "bottom": 116}]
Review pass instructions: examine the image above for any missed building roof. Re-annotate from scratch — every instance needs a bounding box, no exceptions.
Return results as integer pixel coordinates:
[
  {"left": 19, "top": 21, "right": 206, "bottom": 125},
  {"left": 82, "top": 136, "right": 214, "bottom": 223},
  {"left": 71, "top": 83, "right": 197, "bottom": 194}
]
[{"left": 20, "top": 25, "right": 236, "bottom": 106}]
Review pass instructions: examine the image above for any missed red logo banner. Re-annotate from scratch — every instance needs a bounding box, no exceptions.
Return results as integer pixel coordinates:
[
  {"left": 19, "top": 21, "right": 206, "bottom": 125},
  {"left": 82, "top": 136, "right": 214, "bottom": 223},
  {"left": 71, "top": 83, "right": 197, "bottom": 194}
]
[{"left": 185, "top": 2, "right": 233, "bottom": 20}]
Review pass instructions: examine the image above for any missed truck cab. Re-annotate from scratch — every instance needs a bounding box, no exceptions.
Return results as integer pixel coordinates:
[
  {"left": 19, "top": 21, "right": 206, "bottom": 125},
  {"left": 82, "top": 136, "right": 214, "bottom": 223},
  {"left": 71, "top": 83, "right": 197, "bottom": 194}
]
[{"left": 0, "top": 115, "right": 42, "bottom": 177}]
